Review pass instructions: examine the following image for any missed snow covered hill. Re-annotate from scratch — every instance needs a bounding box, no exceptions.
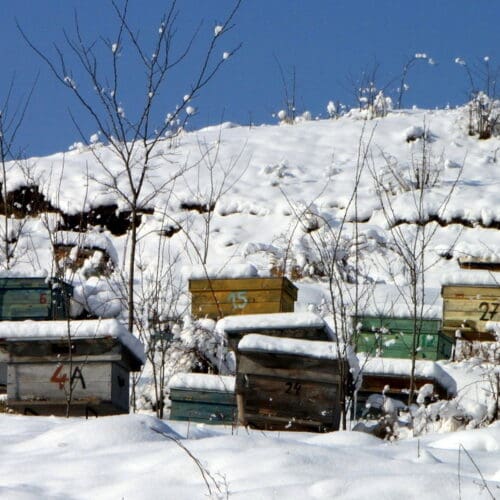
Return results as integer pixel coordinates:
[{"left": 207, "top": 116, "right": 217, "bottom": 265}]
[{"left": 4, "top": 106, "right": 500, "bottom": 312}]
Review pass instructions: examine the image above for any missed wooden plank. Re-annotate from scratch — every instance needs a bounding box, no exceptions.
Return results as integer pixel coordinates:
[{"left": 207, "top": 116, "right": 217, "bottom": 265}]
[
  {"left": 360, "top": 374, "right": 451, "bottom": 400},
  {"left": 242, "top": 412, "right": 329, "bottom": 432},
  {"left": 189, "top": 277, "right": 296, "bottom": 294},
  {"left": 357, "top": 316, "right": 441, "bottom": 335},
  {"left": 7, "top": 400, "right": 126, "bottom": 417},
  {"left": 169, "top": 388, "right": 236, "bottom": 406},
  {"left": 192, "top": 301, "right": 290, "bottom": 318},
  {"left": 169, "top": 401, "right": 237, "bottom": 424},
  {"left": 355, "top": 330, "right": 453, "bottom": 360},
  {"left": 8, "top": 362, "right": 113, "bottom": 404},
  {"left": 237, "top": 354, "right": 343, "bottom": 385},
  {"left": 442, "top": 285, "right": 500, "bottom": 299},
  {"left": 458, "top": 260, "right": 500, "bottom": 271},
  {"left": 192, "top": 289, "right": 290, "bottom": 304},
  {"left": 110, "top": 363, "right": 130, "bottom": 411}
]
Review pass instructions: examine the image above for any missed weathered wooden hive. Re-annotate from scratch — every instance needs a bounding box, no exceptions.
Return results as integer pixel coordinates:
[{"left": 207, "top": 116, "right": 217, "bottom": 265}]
[
  {"left": 168, "top": 373, "right": 236, "bottom": 425},
  {"left": 355, "top": 316, "right": 453, "bottom": 360},
  {"left": 0, "top": 319, "right": 144, "bottom": 416},
  {"left": 0, "top": 277, "right": 72, "bottom": 321},
  {"left": 219, "top": 311, "right": 331, "bottom": 352},
  {"left": 357, "top": 356, "right": 457, "bottom": 411},
  {"left": 457, "top": 257, "right": 500, "bottom": 272},
  {"left": 442, "top": 284, "right": 500, "bottom": 341},
  {"left": 189, "top": 277, "right": 297, "bottom": 320},
  {"left": 236, "top": 334, "right": 349, "bottom": 432}
]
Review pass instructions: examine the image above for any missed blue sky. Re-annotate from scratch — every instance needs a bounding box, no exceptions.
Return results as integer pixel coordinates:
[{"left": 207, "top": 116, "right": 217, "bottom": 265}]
[{"left": 1, "top": 0, "right": 498, "bottom": 157}]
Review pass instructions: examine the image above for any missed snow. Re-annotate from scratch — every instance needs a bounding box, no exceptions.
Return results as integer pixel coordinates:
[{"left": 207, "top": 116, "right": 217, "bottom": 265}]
[
  {"left": 238, "top": 334, "right": 341, "bottom": 359},
  {"left": 0, "top": 413, "right": 498, "bottom": 498},
  {"left": 218, "top": 311, "right": 327, "bottom": 333},
  {"left": 184, "top": 263, "right": 259, "bottom": 280},
  {"left": 0, "top": 319, "right": 145, "bottom": 363},
  {"left": 441, "top": 271, "right": 500, "bottom": 286},
  {"left": 54, "top": 230, "right": 118, "bottom": 264},
  {"left": 486, "top": 322, "right": 500, "bottom": 339},
  {"left": 168, "top": 373, "right": 235, "bottom": 392},
  {"left": 359, "top": 355, "right": 457, "bottom": 394}
]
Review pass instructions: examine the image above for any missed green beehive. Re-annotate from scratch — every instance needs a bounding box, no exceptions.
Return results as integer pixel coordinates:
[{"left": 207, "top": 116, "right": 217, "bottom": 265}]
[
  {"left": 354, "top": 316, "right": 453, "bottom": 361},
  {"left": 0, "top": 278, "right": 72, "bottom": 321},
  {"left": 168, "top": 374, "right": 237, "bottom": 425}
]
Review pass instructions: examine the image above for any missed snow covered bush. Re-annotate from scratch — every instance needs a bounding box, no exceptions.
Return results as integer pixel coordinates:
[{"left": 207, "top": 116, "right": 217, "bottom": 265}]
[
  {"left": 466, "top": 92, "right": 500, "bottom": 139},
  {"left": 137, "top": 315, "right": 234, "bottom": 414},
  {"left": 455, "top": 56, "right": 500, "bottom": 139}
]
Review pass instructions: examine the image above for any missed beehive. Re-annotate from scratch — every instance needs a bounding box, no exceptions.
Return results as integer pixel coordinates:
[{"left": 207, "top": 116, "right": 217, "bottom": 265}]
[
  {"left": 442, "top": 285, "right": 500, "bottom": 341},
  {"left": 236, "top": 334, "right": 348, "bottom": 432},
  {"left": 189, "top": 277, "right": 297, "bottom": 319},
  {"left": 219, "top": 312, "right": 332, "bottom": 352},
  {"left": 355, "top": 316, "right": 453, "bottom": 360},
  {"left": 0, "top": 319, "right": 144, "bottom": 416},
  {"left": 168, "top": 373, "right": 236, "bottom": 425},
  {"left": 0, "top": 277, "right": 71, "bottom": 321}
]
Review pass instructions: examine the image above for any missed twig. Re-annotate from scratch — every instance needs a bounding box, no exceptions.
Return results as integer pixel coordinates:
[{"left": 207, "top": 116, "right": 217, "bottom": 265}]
[
  {"left": 151, "top": 427, "right": 224, "bottom": 498},
  {"left": 459, "top": 443, "right": 495, "bottom": 500}
]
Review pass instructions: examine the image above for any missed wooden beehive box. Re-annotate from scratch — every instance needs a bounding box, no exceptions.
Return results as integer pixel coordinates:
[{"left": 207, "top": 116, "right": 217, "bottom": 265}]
[
  {"left": 168, "top": 373, "right": 236, "bottom": 425},
  {"left": 357, "top": 356, "right": 457, "bottom": 412},
  {"left": 219, "top": 312, "right": 332, "bottom": 352},
  {"left": 236, "top": 334, "right": 348, "bottom": 432},
  {"left": 442, "top": 284, "right": 500, "bottom": 341},
  {"left": 189, "top": 277, "right": 297, "bottom": 320},
  {"left": 0, "top": 277, "right": 72, "bottom": 321},
  {"left": 0, "top": 319, "right": 144, "bottom": 416},
  {"left": 355, "top": 316, "right": 453, "bottom": 360}
]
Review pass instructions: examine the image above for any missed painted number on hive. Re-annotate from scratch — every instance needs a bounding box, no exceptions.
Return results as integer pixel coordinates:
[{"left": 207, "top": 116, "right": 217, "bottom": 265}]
[
  {"left": 478, "top": 302, "right": 499, "bottom": 321},
  {"left": 228, "top": 291, "right": 248, "bottom": 310},
  {"left": 285, "top": 382, "right": 302, "bottom": 395},
  {"left": 50, "top": 365, "right": 86, "bottom": 390}
]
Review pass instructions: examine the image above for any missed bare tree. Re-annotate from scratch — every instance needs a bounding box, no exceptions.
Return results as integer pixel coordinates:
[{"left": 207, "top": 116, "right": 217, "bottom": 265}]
[
  {"left": 19, "top": 0, "right": 243, "bottom": 335},
  {"left": 275, "top": 57, "right": 297, "bottom": 124},
  {"left": 278, "top": 124, "right": 376, "bottom": 429},
  {"left": 370, "top": 127, "right": 463, "bottom": 406},
  {"left": 396, "top": 53, "right": 435, "bottom": 109},
  {"left": 0, "top": 76, "right": 37, "bottom": 269}
]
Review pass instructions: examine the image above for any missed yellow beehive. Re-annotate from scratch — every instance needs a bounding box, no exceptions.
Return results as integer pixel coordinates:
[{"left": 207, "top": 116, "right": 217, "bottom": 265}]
[
  {"left": 442, "top": 284, "right": 500, "bottom": 341},
  {"left": 189, "top": 277, "right": 297, "bottom": 319}
]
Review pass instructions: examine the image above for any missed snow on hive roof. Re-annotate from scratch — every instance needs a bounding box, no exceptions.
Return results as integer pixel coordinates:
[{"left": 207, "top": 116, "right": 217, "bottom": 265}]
[
  {"left": 359, "top": 355, "right": 457, "bottom": 394},
  {"left": 238, "top": 334, "right": 340, "bottom": 360},
  {"left": 168, "top": 373, "right": 235, "bottom": 392},
  {"left": 441, "top": 270, "right": 500, "bottom": 286},
  {"left": 217, "top": 312, "right": 327, "bottom": 333},
  {"left": 0, "top": 319, "right": 145, "bottom": 364},
  {"left": 185, "top": 263, "right": 259, "bottom": 280}
]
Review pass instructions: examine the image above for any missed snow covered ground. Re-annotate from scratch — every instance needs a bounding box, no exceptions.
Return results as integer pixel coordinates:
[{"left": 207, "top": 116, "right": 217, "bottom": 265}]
[{"left": 0, "top": 413, "right": 498, "bottom": 499}]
